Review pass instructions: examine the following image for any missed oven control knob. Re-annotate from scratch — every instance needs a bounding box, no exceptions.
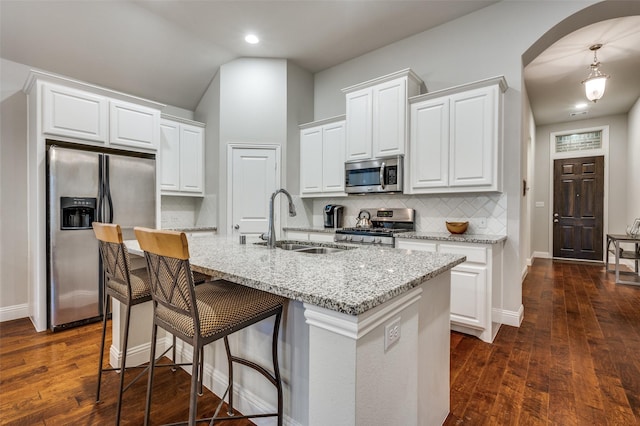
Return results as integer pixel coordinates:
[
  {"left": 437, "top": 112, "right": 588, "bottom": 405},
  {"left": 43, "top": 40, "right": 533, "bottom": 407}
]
[
  {"left": 344, "top": 235, "right": 352, "bottom": 242},
  {"left": 373, "top": 238, "right": 382, "bottom": 244},
  {"left": 335, "top": 235, "right": 345, "bottom": 242}
]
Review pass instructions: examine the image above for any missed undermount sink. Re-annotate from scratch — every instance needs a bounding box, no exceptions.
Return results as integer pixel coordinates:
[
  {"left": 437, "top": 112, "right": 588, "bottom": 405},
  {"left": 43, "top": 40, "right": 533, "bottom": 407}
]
[
  {"left": 278, "top": 243, "right": 315, "bottom": 251},
  {"left": 254, "top": 240, "right": 353, "bottom": 254},
  {"left": 295, "top": 247, "right": 345, "bottom": 254}
]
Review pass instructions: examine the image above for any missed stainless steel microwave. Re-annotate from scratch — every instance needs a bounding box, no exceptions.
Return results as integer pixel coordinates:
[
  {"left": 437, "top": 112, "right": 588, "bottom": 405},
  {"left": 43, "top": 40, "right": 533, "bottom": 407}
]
[{"left": 345, "top": 156, "right": 403, "bottom": 194}]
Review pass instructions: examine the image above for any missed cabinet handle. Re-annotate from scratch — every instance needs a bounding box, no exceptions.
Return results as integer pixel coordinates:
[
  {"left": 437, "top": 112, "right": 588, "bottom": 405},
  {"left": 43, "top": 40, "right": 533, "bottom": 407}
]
[{"left": 553, "top": 219, "right": 559, "bottom": 223}]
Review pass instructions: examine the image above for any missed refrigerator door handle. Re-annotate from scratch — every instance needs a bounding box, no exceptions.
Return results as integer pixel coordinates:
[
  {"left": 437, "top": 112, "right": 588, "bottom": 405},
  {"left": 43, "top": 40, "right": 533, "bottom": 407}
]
[
  {"left": 104, "top": 155, "right": 114, "bottom": 223},
  {"left": 97, "top": 154, "right": 104, "bottom": 222}
]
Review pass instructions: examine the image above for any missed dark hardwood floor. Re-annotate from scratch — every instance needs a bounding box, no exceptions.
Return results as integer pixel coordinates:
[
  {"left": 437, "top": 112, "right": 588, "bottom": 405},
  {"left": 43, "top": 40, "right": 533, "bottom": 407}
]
[{"left": 1, "top": 259, "right": 639, "bottom": 425}]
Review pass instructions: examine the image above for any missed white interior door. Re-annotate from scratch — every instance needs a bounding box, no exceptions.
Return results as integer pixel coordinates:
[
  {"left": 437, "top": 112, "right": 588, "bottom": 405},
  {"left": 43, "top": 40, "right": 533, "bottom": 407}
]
[{"left": 229, "top": 146, "right": 279, "bottom": 235}]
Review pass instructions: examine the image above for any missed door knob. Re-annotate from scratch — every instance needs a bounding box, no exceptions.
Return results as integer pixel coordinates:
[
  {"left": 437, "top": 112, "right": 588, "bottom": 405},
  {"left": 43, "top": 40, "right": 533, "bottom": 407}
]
[{"left": 234, "top": 224, "right": 240, "bottom": 230}]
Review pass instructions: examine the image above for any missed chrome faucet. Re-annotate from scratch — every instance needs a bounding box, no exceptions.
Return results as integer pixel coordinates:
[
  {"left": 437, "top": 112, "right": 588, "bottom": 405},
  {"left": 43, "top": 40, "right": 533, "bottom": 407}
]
[{"left": 261, "top": 188, "right": 297, "bottom": 248}]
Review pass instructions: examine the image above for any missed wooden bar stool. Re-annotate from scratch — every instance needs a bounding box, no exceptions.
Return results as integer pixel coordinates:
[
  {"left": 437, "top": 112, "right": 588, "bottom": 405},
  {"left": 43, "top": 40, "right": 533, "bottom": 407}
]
[
  {"left": 134, "top": 227, "right": 285, "bottom": 426},
  {"left": 93, "top": 223, "right": 193, "bottom": 424}
]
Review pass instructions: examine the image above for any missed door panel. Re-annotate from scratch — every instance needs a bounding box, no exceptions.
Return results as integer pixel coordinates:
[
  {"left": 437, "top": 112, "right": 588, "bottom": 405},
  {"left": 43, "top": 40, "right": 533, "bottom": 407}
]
[
  {"left": 231, "top": 148, "right": 277, "bottom": 235},
  {"left": 553, "top": 156, "right": 604, "bottom": 260}
]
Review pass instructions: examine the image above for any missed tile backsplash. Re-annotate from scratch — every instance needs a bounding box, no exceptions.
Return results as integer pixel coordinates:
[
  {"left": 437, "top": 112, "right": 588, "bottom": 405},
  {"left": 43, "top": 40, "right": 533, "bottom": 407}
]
[{"left": 287, "top": 193, "right": 507, "bottom": 235}]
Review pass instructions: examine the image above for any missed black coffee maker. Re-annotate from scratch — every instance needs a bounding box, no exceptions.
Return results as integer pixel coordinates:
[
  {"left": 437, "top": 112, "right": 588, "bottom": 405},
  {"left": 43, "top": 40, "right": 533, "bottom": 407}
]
[{"left": 324, "top": 204, "right": 344, "bottom": 229}]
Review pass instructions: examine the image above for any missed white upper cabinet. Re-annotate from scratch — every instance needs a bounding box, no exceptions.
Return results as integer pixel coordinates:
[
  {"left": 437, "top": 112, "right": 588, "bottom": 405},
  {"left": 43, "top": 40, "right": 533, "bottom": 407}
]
[
  {"left": 407, "top": 76, "right": 507, "bottom": 194},
  {"left": 109, "top": 100, "right": 160, "bottom": 150},
  {"left": 160, "top": 116, "right": 205, "bottom": 196},
  {"left": 42, "top": 83, "right": 108, "bottom": 143},
  {"left": 300, "top": 116, "right": 346, "bottom": 197},
  {"left": 343, "top": 69, "right": 422, "bottom": 161},
  {"left": 38, "top": 80, "right": 162, "bottom": 153}
]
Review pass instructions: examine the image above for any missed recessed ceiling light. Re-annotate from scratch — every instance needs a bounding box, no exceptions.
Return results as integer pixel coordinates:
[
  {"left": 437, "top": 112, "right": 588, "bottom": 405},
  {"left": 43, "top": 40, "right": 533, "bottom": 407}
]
[
  {"left": 574, "top": 102, "right": 588, "bottom": 109},
  {"left": 245, "top": 34, "right": 259, "bottom": 44}
]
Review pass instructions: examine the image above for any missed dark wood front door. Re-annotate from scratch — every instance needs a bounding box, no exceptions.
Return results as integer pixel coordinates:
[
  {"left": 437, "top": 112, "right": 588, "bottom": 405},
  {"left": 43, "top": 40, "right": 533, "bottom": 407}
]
[{"left": 553, "top": 156, "right": 604, "bottom": 260}]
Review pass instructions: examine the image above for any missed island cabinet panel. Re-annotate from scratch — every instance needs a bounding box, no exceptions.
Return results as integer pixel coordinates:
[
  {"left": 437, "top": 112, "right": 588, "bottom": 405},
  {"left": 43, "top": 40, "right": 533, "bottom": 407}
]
[
  {"left": 407, "top": 76, "right": 506, "bottom": 195},
  {"left": 42, "top": 83, "right": 108, "bottom": 143},
  {"left": 343, "top": 69, "right": 422, "bottom": 161},
  {"left": 109, "top": 100, "right": 160, "bottom": 151},
  {"left": 283, "top": 230, "right": 336, "bottom": 243},
  {"left": 160, "top": 116, "right": 205, "bottom": 196},
  {"left": 396, "top": 237, "right": 502, "bottom": 343},
  {"left": 299, "top": 117, "right": 346, "bottom": 198}
]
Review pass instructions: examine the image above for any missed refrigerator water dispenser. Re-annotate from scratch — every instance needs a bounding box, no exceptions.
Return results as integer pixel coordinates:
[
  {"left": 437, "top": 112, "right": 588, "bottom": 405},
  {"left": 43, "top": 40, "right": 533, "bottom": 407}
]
[{"left": 61, "top": 197, "right": 96, "bottom": 230}]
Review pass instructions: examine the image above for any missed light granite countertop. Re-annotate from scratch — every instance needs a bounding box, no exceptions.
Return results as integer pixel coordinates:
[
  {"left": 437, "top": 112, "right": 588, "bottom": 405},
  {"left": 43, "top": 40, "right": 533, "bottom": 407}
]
[
  {"left": 396, "top": 232, "right": 507, "bottom": 245},
  {"left": 164, "top": 226, "right": 217, "bottom": 233},
  {"left": 125, "top": 234, "right": 465, "bottom": 316}
]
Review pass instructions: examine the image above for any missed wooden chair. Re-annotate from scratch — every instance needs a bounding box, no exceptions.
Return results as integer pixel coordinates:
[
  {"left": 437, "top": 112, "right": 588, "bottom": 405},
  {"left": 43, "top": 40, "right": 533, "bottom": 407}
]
[{"left": 134, "top": 227, "right": 285, "bottom": 426}]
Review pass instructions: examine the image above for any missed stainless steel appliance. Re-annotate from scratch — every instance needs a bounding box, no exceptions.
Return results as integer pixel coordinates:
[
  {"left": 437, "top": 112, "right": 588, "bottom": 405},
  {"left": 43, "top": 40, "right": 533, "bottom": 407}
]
[
  {"left": 335, "top": 208, "right": 414, "bottom": 246},
  {"left": 324, "top": 204, "right": 344, "bottom": 229},
  {"left": 345, "top": 155, "right": 403, "bottom": 194},
  {"left": 47, "top": 143, "right": 156, "bottom": 331}
]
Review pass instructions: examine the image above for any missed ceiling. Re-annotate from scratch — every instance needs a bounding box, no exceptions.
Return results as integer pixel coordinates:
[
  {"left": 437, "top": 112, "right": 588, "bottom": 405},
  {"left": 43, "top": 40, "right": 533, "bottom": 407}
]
[
  {"left": 1, "top": 1, "right": 639, "bottom": 125},
  {"left": 525, "top": 15, "right": 640, "bottom": 126},
  {"left": 0, "top": 0, "right": 497, "bottom": 110}
]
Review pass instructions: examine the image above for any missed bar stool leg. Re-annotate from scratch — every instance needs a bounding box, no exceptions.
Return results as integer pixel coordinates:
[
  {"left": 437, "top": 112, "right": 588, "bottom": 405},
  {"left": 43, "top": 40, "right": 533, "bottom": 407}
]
[
  {"left": 272, "top": 311, "right": 284, "bottom": 426},
  {"left": 224, "top": 336, "right": 234, "bottom": 416},
  {"left": 115, "top": 301, "right": 132, "bottom": 425},
  {"left": 144, "top": 323, "right": 159, "bottom": 426},
  {"left": 96, "top": 294, "right": 110, "bottom": 402},
  {"left": 189, "top": 341, "right": 201, "bottom": 426}
]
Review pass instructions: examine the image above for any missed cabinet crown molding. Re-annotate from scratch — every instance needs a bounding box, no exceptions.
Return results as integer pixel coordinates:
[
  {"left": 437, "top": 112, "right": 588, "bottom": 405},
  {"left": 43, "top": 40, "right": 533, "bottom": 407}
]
[
  {"left": 409, "top": 75, "right": 508, "bottom": 104},
  {"left": 341, "top": 68, "right": 423, "bottom": 94},
  {"left": 161, "top": 113, "right": 205, "bottom": 127},
  {"left": 299, "top": 115, "right": 346, "bottom": 130},
  {"left": 23, "top": 69, "right": 166, "bottom": 110}
]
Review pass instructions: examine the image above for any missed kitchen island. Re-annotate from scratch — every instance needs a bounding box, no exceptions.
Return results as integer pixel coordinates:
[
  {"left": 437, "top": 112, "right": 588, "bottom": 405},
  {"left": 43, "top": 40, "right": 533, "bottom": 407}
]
[{"left": 124, "top": 234, "right": 465, "bottom": 425}]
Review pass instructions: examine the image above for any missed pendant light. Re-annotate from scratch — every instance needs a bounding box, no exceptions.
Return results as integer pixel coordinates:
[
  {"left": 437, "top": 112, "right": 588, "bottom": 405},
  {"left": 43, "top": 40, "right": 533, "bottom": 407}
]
[{"left": 581, "top": 44, "right": 609, "bottom": 103}]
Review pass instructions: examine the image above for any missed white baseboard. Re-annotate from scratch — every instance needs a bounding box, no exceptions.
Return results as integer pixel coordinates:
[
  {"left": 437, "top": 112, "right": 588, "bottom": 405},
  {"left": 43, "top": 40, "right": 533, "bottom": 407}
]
[
  {"left": 109, "top": 335, "right": 172, "bottom": 368},
  {"left": 494, "top": 305, "right": 524, "bottom": 327},
  {"left": 0, "top": 303, "right": 28, "bottom": 323},
  {"left": 532, "top": 251, "right": 551, "bottom": 260}
]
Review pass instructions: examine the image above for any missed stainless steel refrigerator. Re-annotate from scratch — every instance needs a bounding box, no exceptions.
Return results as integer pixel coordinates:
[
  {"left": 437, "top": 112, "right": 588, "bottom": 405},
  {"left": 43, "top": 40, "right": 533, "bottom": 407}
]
[{"left": 47, "top": 144, "right": 156, "bottom": 331}]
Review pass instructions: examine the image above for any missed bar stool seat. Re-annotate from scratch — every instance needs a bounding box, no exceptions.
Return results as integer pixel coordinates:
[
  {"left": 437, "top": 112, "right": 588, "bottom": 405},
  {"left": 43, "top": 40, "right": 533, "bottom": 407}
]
[{"left": 134, "top": 227, "right": 285, "bottom": 426}]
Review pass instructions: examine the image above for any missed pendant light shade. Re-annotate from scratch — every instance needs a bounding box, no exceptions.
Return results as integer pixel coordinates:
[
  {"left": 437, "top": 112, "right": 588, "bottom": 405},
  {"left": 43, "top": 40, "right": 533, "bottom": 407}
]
[{"left": 581, "top": 44, "right": 609, "bottom": 103}]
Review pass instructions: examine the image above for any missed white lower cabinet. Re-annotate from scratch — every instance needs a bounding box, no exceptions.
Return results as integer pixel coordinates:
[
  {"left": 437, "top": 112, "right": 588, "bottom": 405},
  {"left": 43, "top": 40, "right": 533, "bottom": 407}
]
[
  {"left": 160, "top": 116, "right": 205, "bottom": 196},
  {"left": 396, "top": 238, "right": 503, "bottom": 343}
]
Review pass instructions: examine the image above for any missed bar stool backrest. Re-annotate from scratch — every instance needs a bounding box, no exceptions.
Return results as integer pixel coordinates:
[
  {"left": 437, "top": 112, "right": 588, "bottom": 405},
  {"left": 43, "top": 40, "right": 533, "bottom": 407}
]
[
  {"left": 93, "top": 222, "right": 134, "bottom": 300},
  {"left": 134, "top": 227, "right": 201, "bottom": 339}
]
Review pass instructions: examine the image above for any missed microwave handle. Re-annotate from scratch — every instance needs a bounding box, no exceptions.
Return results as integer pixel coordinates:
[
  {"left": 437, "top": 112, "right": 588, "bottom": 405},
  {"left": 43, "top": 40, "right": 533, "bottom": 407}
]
[{"left": 379, "top": 162, "right": 386, "bottom": 189}]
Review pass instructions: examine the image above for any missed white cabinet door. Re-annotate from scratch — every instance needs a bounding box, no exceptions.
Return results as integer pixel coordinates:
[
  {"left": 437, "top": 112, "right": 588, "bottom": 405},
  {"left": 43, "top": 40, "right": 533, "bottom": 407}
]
[
  {"left": 345, "top": 89, "right": 373, "bottom": 161},
  {"left": 372, "top": 78, "right": 406, "bottom": 158},
  {"left": 449, "top": 86, "right": 496, "bottom": 187},
  {"left": 179, "top": 124, "right": 204, "bottom": 193},
  {"left": 160, "top": 118, "right": 205, "bottom": 196},
  {"left": 300, "top": 127, "right": 324, "bottom": 194},
  {"left": 308, "top": 232, "right": 336, "bottom": 243},
  {"left": 449, "top": 264, "right": 487, "bottom": 330},
  {"left": 109, "top": 100, "right": 159, "bottom": 151},
  {"left": 160, "top": 120, "right": 180, "bottom": 192},
  {"left": 409, "top": 97, "right": 449, "bottom": 191},
  {"left": 322, "top": 122, "right": 346, "bottom": 192},
  {"left": 42, "top": 83, "right": 107, "bottom": 143}
]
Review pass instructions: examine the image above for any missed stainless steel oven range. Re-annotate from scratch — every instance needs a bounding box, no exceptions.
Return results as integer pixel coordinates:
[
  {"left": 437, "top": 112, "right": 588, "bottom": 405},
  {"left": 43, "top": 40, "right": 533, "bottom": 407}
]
[{"left": 334, "top": 208, "right": 415, "bottom": 246}]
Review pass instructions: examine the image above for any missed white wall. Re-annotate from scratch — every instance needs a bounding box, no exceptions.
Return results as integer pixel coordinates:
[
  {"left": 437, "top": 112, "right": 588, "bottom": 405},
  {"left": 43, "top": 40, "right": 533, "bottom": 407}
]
[
  {"left": 0, "top": 58, "right": 30, "bottom": 320},
  {"left": 310, "top": 0, "right": 596, "bottom": 321},
  {"left": 533, "top": 114, "right": 628, "bottom": 256},
  {"left": 628, "top": 97, "right": 640, "bottom": 223}
]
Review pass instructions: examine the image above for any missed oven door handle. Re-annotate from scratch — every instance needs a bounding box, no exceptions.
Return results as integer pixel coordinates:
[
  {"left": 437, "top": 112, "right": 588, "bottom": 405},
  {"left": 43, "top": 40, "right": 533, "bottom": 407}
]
[{"left": 379, "top": 162, "right": 386, "bottom": 189}]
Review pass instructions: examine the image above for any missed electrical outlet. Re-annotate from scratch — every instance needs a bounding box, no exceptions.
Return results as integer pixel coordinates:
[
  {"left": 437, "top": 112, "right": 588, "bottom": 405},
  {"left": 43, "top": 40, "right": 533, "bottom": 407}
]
[
  {"left": 384, "top": 317, "right": 401, "bottom": 351},
  {"left": 478, "top": 217, "right": 487, "bottom": 229}
]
